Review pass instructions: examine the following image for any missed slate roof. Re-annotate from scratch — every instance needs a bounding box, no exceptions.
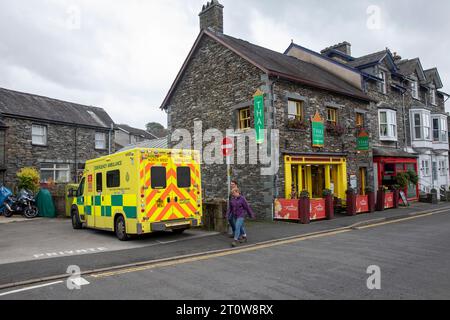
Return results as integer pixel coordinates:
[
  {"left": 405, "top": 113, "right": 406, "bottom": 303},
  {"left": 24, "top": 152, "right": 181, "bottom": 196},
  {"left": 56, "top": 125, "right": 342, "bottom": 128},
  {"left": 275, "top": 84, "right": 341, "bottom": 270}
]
[
  {"left": 161, "top": 30, "right": 372, "bottom": 108},
  {"left": 347, "top": 51, "right": 387, "bottom": 68},
  {"left": 0, "top": 87, "right": 114, "bottom": 129},
  {"left": 116, "top": 124, "right": 157, "bottom": 140},
  {"left": 213, "top": 32, "right": 371, "bottom": 101},
  {"left": 118, "top": 136, "right": 169, "bottom": 152},
  {"left": 373, "top": 147, "right": 418, "bottom": 158}
]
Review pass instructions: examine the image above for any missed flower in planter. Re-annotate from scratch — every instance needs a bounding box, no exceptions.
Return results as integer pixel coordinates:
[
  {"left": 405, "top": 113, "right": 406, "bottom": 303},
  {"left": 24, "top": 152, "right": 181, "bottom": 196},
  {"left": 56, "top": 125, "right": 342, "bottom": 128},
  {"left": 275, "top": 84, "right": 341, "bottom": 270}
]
[
  {"left": 287, "top": 118, "right": 309, "bottom": 130},
  {"left": 326, "top": 122, "right": 346, "bottom": 136}
]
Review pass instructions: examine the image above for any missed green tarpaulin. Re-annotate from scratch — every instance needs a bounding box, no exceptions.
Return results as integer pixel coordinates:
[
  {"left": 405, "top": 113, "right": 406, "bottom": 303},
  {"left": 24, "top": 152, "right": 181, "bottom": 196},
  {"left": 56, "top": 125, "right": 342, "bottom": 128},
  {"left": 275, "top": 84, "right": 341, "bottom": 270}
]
[{"left": 36, "top": 189, "right": 56, "bottom": 218}]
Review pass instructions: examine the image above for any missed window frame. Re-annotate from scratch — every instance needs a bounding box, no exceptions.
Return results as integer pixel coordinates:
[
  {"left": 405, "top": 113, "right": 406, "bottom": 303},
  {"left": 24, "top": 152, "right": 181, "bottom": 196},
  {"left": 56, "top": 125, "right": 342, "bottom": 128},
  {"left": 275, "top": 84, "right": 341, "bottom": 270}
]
[
  {"left": 356, "top": 112, "right": 365, "bottom": 128},
  {"left": 287, "top": 100, "right": 304, "bottom": 122},
  {"left": 430, "top": 88, "right": 437, "bottom": 106},
  {"left": 238, "top": 107, "right": 251, "bottom": 131},
  {"left": 40, "top": 163, "right": 71, "bottom": 183},
  {"left": 411, "top": 110, "right": 432, "bottom": 141},
  {"left": 411, "top": 80, "right": 419, "bottom": 100},
  {"left": 326, "top": 107, "right": 338, "bottom": 124},
  {"left": 421, "top": 160, "right": 431, "bottom": 177},
  {"left": 95, "top": 132, "right": 107, "bottom": 150},
  {"left": 378, "top": 70, "right": 387, "bottom": 94},
  {"left": 432, "top": 115, "right": 448, "bottom": 143},
  {"left": 32, "top": 124, "right": 48, "bottom": 146},
  {"left": 106, "top": 170, "right": 121, "bottom": 188},
  {"left": 378, "top": 109, "right": 397, "bottom": 141}
]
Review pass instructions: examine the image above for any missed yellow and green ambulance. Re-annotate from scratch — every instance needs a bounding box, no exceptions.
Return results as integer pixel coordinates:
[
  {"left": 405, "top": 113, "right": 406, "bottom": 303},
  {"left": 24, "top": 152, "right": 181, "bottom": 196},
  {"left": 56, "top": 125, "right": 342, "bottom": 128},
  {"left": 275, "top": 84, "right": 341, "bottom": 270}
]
[{"left": 69, "top": 148, "right": 203, "bottom": 241}]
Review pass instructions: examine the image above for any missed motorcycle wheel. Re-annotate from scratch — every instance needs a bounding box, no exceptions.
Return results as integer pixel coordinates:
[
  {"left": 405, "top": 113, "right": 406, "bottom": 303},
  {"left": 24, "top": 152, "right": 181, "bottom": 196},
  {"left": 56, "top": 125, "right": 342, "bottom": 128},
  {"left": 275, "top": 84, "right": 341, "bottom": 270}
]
[
  {"left": 24, "top": 206, "right": 39, "bottom": 219},
  {"left": 3, "top": 208, "right": 14, "bottom": 218}
]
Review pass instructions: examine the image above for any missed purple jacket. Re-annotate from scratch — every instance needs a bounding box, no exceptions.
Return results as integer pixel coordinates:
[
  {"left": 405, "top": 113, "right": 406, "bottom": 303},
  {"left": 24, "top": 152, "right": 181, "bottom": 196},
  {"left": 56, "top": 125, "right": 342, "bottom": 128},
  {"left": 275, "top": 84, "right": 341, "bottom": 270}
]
[{"left": 227, "top": 196, "right": 255, "bottom": 219}]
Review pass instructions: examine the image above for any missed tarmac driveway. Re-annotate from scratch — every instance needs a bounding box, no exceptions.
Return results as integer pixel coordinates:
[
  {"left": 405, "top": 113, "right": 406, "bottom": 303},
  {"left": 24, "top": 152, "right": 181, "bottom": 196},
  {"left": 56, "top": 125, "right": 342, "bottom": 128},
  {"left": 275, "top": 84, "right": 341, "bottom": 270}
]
[{"left": 0, "top": 217, "right": 218, "bottom": 265}]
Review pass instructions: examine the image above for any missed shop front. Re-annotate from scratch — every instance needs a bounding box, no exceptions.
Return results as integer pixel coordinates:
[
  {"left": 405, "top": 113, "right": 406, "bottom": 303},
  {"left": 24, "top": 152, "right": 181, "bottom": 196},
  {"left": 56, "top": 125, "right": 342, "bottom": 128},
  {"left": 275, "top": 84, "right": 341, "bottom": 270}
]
[
  {"left": 373, "top": 148, "right": 419, "bottom": 201},
  {"left": 282, "top": 155, "right": 347, "bottom": 221}
]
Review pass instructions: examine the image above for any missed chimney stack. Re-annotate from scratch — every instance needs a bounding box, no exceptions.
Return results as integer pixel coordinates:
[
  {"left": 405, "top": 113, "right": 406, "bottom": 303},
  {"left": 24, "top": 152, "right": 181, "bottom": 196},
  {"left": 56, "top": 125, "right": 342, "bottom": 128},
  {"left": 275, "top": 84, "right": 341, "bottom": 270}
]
[
  {"left": 199, "top": 0, "right": 224, "bottom": 33},
  {"left": 321, "top": 42, "right": 352, "bottom": 57}
]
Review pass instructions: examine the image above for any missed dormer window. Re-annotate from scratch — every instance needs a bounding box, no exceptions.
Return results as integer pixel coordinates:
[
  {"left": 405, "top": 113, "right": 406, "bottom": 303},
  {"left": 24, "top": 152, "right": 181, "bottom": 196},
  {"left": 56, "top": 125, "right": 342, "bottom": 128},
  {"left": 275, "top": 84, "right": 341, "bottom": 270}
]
[
  {"left": 430, "top": 87, "right": 437, "bottom": 106},
  {"left": 411, "top": 80, "right": 419, "bottom": 100},
  {"left": 378, "top": 70, "right": 387, "bottom": 94}
]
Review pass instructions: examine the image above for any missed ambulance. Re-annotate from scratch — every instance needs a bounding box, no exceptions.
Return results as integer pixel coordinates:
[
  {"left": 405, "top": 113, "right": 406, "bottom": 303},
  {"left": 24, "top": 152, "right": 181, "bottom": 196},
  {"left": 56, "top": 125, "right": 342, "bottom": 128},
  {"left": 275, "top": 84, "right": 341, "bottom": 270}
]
[{"left": 68, "top": 148, "right": 203, "bottom": 241}]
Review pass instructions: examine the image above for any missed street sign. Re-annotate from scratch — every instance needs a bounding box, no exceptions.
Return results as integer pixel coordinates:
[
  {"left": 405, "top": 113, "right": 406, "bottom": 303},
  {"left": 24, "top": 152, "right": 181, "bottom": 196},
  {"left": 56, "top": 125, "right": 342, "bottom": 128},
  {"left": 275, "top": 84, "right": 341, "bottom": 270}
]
[
  {"left": 253, "top": 89, "right": 265, "bottom": 144},
  {"left": 222, "top": 137, "right": 233, "bottom": 157}
]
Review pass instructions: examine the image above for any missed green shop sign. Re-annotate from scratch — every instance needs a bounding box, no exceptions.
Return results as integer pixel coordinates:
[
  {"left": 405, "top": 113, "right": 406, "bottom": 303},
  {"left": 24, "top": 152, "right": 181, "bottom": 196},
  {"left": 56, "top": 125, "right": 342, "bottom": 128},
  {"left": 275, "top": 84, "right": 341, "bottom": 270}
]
[
  {"left": 311, "top": 111, "right": 324, "bottom": 148},
  {"left": 253, "top": 89, "right": 265, "bottom": 144},
  {"left": 357, "top": 130, "right": 370, "bottom": 151}
]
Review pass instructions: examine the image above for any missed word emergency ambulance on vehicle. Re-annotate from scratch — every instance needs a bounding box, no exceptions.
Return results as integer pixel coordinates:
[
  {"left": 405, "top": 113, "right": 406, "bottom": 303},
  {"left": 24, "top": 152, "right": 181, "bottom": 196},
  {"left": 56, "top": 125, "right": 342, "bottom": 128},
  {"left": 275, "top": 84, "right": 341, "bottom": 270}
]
[{"left": 68, "top": 148, "right": 203, "bottom": 240}]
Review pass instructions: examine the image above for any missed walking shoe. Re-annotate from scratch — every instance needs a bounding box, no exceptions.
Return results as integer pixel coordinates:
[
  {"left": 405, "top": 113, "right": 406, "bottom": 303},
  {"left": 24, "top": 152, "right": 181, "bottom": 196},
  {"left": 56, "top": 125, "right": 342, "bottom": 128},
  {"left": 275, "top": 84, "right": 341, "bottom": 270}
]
[
  {"left": 231, "top": 241, "right": 239, "bottom": 248},
  {"left": 239, "top": 237, "right": 248, "bottom": 244}
]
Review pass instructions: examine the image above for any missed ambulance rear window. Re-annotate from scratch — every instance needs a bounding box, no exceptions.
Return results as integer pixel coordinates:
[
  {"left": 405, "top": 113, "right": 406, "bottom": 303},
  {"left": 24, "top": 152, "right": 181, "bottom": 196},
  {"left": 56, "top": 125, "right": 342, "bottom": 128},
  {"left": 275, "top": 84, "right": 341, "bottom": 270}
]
[
  {"left": 177, "top": 167, "right": 191, "bottom": 188},
  {"left": 151, "top": 167, "right": 166, "bottom": 189}
]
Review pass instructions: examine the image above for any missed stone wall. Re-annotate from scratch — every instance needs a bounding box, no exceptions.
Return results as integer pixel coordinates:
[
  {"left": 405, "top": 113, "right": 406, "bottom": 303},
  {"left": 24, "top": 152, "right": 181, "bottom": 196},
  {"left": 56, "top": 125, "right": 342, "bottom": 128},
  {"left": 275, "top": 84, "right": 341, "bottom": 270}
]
[
  {"left": 3, "top": 117, "right": 113, "bottom": 188},
  {"left": 273, "top": 79, "right": 374, "bottom": 196},
  {"left": 167, "top": 34, "right": 375, "bottom": 219}
]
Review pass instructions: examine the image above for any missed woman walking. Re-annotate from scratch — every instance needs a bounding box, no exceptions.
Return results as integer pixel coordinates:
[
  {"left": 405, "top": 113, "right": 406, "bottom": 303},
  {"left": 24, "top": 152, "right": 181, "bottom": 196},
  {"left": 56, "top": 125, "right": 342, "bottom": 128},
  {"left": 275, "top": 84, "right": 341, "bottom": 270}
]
[{"left": 227, "top": 188, "right": 255, "bottom": 247}]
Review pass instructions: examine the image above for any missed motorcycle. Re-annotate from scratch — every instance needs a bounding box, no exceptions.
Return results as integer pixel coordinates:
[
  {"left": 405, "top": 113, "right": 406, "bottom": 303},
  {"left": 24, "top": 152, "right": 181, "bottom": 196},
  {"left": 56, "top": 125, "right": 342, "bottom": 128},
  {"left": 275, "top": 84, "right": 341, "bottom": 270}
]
[{"left": 0, "top": 186, "right": 39, "bottom": 219}]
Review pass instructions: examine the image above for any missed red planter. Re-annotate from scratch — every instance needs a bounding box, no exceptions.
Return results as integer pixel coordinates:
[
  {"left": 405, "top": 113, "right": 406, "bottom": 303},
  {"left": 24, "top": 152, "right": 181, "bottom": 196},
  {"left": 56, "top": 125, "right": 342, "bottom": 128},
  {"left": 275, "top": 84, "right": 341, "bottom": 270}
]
[
  {"left": 367, "top": 191, "right": 376, "bottom": 213},
  {"left": 325, "top": 194, "right": 334, "bottom": 220},
  {"left": 376, "top": 188, "right": 386, "bottom": 211},
  {"left": 346, "top": 190, "right": 357, "bottom": 216},
  {"left": 393, "top": 190, "right": 400, "bottom": 209},
  {"left": 299, "top": 197, "right": 311, "bottom": 224}
]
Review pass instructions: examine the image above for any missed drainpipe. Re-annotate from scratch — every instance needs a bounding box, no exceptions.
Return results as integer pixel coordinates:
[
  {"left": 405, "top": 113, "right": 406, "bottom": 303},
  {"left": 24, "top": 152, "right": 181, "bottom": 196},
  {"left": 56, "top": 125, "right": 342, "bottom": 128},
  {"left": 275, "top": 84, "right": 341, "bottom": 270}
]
[
  {"left": 109, "top": 123, "right": 114, "bottom": 154},
  {"left": 269, "top": 75, "right": 279, "bottom": 199},
  {"left": 74, "top": 126, "right": 78, "bottom": 183}
]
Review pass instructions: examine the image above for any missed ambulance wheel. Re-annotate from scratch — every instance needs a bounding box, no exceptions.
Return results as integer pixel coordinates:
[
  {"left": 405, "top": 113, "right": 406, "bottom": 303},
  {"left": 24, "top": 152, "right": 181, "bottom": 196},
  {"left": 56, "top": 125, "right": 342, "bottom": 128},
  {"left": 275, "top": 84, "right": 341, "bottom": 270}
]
[
  {"left": 172, "top": 228, "right": 188, "bottom": 235},
  {"left": 115, "top": 215, "right": 130, "bottom": 241},
  {"left": 71, "top": 209, "right": 83, "bottom": 230}
]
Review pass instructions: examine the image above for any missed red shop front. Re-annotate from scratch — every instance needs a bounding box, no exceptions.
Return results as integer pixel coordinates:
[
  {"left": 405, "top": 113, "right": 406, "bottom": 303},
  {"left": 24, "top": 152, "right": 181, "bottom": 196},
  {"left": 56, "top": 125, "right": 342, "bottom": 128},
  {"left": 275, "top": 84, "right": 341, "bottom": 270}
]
[{"left": 373, "top": 152, "right": 419, "bottom": 201}]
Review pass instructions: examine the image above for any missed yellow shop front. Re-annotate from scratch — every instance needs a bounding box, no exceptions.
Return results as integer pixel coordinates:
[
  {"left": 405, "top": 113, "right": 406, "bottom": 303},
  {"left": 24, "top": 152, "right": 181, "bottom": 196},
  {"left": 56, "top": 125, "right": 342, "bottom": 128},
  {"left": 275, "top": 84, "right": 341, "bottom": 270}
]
[{"left": 284, "top": 155, "right": 348, "bottom": 201}]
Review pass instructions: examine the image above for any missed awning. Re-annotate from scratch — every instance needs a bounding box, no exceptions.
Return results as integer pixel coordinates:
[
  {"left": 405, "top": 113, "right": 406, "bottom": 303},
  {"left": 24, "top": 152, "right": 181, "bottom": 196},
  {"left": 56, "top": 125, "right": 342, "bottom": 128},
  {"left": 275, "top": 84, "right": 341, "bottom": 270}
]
[{"left": 373, "top": 147, "right": 418, "bottom": 159}]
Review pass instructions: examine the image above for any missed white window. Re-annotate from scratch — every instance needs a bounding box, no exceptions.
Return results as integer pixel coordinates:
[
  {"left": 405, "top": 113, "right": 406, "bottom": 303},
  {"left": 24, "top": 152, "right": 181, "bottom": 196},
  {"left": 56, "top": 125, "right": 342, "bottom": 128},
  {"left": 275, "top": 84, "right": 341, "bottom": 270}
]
[
  {"left": 379, "top": 110, "right": 397, "bottom": 141},
  {"left": 411, "top": 80, "right": 419, "bottom": 100},
  {"left": 378, "top": 70, "right": 387, "bottom": 94},
  {"left": 421, "top": 160, "right": 430, "bottom": 177},
  {"left": 95, "top": 132, "right": 107, "bottom": 150},
  {"left": 439, "top": 160, "right": 447, "bottom": 176},
  {"left": 40, "top": 164, "right": 71, "bottom": 183},
  {"left": 411, "top": 110, "right": 432, "bottom": 141},
  {"left": 432, "top": 116, "right": 448, "bottom": 143},
  {"left": 32, "top": 125, "right": 47, "bottom": 146},
  {"left": 430, "top": 88, "right": 437, "bottom": 106}
]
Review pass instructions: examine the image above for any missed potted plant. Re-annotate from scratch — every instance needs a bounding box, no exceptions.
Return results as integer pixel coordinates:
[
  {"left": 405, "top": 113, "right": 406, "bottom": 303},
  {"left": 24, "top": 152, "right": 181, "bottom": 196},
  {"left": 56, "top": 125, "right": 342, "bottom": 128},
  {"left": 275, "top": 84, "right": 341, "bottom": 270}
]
[
  {"left": 287, "top": 118, "right": 309, "bottom": 131},
  {"left": 326, "top": 122, "right": 346, "bottom": 137}
]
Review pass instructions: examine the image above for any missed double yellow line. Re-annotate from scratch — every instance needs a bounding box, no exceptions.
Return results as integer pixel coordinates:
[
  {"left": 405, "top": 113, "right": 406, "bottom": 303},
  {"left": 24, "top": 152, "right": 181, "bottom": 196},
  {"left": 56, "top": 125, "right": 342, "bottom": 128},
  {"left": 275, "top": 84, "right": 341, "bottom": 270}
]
[{"left": 91, "top": 208, "right": 449, "bottom": 279}]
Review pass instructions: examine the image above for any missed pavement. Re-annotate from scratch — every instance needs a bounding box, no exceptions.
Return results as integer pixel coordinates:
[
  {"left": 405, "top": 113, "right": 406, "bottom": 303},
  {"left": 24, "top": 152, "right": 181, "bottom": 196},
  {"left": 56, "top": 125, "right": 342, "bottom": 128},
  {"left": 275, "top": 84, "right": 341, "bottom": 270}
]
[
  {"left": 2, "top": 206, "right": 450, "bottom": 300},
  {"left": 0, "top": 201, "right": 449, "bottom": 289}
]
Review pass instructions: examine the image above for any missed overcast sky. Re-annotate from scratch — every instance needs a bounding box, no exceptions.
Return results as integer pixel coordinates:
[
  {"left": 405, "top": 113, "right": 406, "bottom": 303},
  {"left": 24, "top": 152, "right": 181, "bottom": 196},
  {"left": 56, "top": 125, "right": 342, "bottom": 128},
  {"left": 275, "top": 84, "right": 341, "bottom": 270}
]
[{"left": 0, "top": 0, "right": 449, "bottom": 130}]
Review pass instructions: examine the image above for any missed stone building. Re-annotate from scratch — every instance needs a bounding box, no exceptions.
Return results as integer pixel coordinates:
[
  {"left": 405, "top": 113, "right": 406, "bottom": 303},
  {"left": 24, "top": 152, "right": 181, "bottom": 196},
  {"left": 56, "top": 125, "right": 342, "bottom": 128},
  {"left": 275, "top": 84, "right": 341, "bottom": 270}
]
[
  {"left": 0, "top": 87, "right": 115, "bottom": 187},
  {"left": 161, "top": 1, "right": 375, "bottom": 219},
  {"left": 311, "top": 43, "right": 449, "bottom": 199}
]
